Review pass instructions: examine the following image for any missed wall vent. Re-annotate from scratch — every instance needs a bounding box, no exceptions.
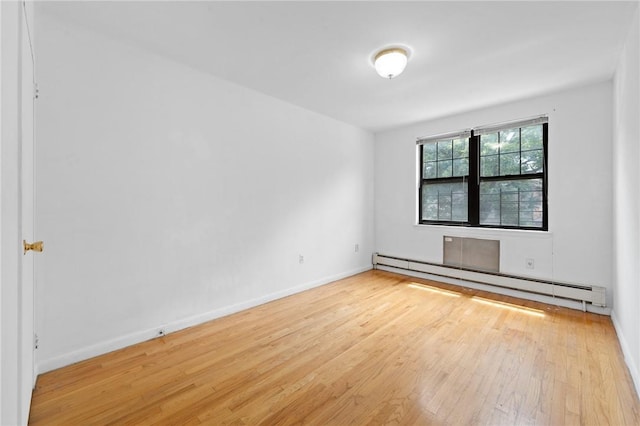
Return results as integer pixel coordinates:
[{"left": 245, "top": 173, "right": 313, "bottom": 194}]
[{"left": 443, "top": 236, "right": 499, "bottom": 273}]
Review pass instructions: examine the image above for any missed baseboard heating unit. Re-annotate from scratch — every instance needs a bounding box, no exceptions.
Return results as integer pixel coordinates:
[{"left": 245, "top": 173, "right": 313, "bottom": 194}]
[{"left": 372, "top": 253, "right": 606, "bottom": 311}]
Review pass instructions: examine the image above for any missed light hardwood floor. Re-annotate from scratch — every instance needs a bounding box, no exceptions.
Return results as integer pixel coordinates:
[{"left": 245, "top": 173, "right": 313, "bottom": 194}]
[{"left": 30, "top": 270, "right": 639, "bottom": 425}]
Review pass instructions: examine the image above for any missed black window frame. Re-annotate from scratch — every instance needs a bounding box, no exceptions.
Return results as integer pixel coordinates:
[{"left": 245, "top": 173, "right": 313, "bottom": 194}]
[{"left": 418, "top": 121, "right": 548, "bottom": 231}]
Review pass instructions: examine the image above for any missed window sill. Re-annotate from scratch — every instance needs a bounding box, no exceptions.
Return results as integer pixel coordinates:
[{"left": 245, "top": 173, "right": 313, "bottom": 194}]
[{"left": 412, "top": 223, "right": 552, "bottom": 239}]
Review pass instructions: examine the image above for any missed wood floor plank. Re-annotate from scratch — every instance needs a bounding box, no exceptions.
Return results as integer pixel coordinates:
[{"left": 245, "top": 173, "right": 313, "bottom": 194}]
[{"left": 29, "top": 270, "right": 640, "bottom": 425}]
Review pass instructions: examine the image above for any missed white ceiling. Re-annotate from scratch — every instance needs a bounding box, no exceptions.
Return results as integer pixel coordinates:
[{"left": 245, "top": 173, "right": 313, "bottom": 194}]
[{"left": 38, "top": 1, "right": 638, "bottom": 132}]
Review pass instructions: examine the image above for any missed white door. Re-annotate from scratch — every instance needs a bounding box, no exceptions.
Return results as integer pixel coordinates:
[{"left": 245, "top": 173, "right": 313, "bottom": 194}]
[
  {"left": 1, "top": 1, "right": 37, "bottom": 424},
  {"left": 20, "top": 0, "right": 37, "bottom": 412}
]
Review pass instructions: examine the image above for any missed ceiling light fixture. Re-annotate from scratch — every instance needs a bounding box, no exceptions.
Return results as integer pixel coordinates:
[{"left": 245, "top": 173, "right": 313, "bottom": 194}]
[{"left": 374, "top": 47, "right": 408, "bottom": 79}]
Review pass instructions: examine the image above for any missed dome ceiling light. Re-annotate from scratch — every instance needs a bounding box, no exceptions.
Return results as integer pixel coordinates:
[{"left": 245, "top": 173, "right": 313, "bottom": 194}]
[{"left": 373, "top": 47, "right": 409, "bottom": 79}]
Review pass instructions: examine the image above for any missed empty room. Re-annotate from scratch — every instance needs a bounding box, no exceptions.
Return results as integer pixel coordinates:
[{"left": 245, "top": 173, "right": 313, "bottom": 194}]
[{"left": 2, "top": 0, "right": 640, "bottom": 424}]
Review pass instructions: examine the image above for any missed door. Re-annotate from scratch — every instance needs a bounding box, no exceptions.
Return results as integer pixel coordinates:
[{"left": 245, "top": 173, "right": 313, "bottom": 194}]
[
  {"left": 20, "top": 0, "right": 37, "bottom": 411},
  {"left": 0, "top": 1, "right": 37, "bottom": 424}
]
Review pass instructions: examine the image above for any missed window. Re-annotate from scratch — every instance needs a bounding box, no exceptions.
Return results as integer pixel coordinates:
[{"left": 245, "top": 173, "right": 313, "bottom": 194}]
[
  {"left": 418, "top": 117, "right": 548, "bottom": 230},
  {"left": 420, "top": 130, "right": 471, "bottom": 223}
]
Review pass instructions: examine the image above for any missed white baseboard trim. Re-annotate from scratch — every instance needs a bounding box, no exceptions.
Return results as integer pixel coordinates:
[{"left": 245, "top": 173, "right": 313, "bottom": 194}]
[
  {"left": 611, "top": 310, "right": 640, "bottom": 400},
  {"left": 376, "top": 265, "right": 611, "bottom": 315},
  {"left": 37, "top": 265, "right": 372, "bottom": 374}
]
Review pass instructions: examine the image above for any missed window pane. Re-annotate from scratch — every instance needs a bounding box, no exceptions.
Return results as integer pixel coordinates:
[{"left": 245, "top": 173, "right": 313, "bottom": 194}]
[
  {"left": 452, "top": 138, "right": 468, "bottom": 159},
  {"left": 521, "top": 149, "right": 543, "bottom": 174},
  {"left": 479, "top": 191, "right": 501, "bottom": 225},
  {"left": 422, "top": 182, "right": 468, "bottom": 222},
  {"left": 479, "top": 179, "right": 543, "bottom": 228},
  {"left": 438, "top": 194, "right": 452, "bottom": 220},
  {"left": 501, "top": 196, "right": 519, "bottom": 226},
  {"left": 437, "top": 160, "right": 452, "bottom": 178},
  {"left": 499, "top": 128, "right": 520, "bottom": 153},
  {"left": 422, "top": 189, "right": 439, "bottom": 220},
  {"left": 520, "top": 150, "right": 544, "bottom": 174},
  {"left": 423, "top": 143, "right": 437, "bottom": 162},
  {"left": 519, "top": 186, "right": 544, "bottom": 226},
  {"left": 437, "top": 140, "right": 453, "bottom": 160},
  {"left": 480, "top": 133, "right": 499, "bottom": 156},
  {"left": 423, "top": 161, "right": 437, "bottom": 179},
  {"left": 521, "top": 125, "right": 543, "bottom": 150},
  {"left": 500, "top": 152, "right": 520, "bottom": 175},
  {"left": 480, "top": 133, "right": 499, "bottom": 155},
  {"left": 451, "top": 191, "right": 468, "bottom": 221},
  {"left": 481, "top": 154, "right": 499, "bottom": 177},
  {"left": 453, "top": 158, "right": 469, "bottom": 177}
]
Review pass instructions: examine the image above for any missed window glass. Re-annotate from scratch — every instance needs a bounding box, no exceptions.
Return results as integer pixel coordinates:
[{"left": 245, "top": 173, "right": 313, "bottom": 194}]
[
  {"left": 479, "top": 179, "right": 543, "bottom": 228},
  {"left": 422, "top": 182, "right": 468, "bottom": 222}
]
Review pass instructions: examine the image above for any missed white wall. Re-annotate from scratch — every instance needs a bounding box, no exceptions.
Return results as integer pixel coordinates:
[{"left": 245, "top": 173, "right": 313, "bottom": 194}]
[
  {"left": 35, "top": 14, "right": 374, "bottom": 372},
  {"left": 375, "top": 81, "right": 613, "bottom": 309},
  {"left": 612, "top": 6, "right": 640, "bottom": 395}
]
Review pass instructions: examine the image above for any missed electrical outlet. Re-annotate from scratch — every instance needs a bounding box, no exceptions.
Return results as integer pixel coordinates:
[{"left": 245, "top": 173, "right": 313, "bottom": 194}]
[
  {"left": 299, "top": 255, "right": 304, "bottom": 264},
  {"left": 526, "top": 258, "right": 535, "bottom": 269},
  {"left": 355, "top": 244, "right": 359, "bottom": 253}
]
